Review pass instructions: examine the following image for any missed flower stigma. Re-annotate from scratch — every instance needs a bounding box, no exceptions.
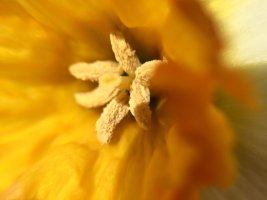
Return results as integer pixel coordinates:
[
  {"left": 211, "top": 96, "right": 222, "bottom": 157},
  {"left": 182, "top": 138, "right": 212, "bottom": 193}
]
[{"left": 70, "top": 31, "right": 165, "bottom": 144}]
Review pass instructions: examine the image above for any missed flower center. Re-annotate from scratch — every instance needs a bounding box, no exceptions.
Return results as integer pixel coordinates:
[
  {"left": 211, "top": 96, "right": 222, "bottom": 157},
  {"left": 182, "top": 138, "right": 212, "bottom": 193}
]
[{"left": 69, "top": 31, "right": 165, "bottom": 144}]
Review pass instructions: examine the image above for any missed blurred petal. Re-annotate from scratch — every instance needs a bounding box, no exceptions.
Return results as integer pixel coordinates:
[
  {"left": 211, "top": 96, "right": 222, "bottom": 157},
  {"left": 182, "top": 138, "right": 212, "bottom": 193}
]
[
  {"left": 106, "top": 0, "right": 170, "bottom": 27},
  {"left": 0, "top": 0, "right": 70, "bottom": 81},
  {"left": 152, "top": 62, "right": 236, "bottom": 185},
  {"left": 202, "top": 65, "right": 267, "bottom": 199},
  {"left": 1, "top": 143, "right": 97, "bottom": 200},
  {"left": 0, "top": 78, "right": 100, "bottom": 192},
  {"left": 90, "top": 122, "right": 143, "bottom": 199},
  {"left": 142, "top": 127, "right": 196, "bottom": 200},
  {"left": 17, "top": 0, "right": 114, "bottom": 61},
  {"left": 160, "top": 0, "right": 221, "bottom": 73}
]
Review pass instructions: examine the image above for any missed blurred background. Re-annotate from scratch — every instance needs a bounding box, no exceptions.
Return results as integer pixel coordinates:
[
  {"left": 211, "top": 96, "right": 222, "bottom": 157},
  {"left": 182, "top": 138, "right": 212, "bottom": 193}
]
[{"left": 202, "top": 1, "right": 267, "bottom": 199}]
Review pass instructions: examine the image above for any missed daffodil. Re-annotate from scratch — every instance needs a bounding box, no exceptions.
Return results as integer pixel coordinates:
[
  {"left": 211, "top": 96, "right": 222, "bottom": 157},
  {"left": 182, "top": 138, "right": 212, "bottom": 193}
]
[{"left": 0, "top": 0, "right": 265, "bottom": 200}]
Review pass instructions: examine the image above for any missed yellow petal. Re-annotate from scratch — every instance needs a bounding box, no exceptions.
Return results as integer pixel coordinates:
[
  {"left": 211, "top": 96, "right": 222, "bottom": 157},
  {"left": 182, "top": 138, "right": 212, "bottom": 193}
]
[
  {"left": 90, "top": 122, "right": 143, "bottom": 200},
  {"left": 160, "top": 0, "right": 221, "bottom": 73},
  {"left": 152, "top": 62, "right": 236, "bottom": 186},
  {"left": 106, "top": 0, "right": 170, "bottom": 27},
  {"left": 1, "top": 143, "right": 97, "bottom": 200},
  {"left": 142, "top": 127, "right": 195, "bottom": 200},
  {"left": 0, "top": 79, "right": 100, "bottom": 192},
  {"left": 0, "top": 1, "right": 70, "bottom": 80},
  {"left": 17, "top": 0, "right": 113, "bottom": 61}
]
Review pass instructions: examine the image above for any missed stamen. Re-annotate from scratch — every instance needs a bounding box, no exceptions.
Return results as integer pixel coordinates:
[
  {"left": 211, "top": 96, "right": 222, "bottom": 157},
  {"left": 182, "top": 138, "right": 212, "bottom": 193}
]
[
  {"left": 129, "top": 82, "right": 151, "bottom": 130},
  {"left": 74, "top": 87, "right": 119, "bottom": 108},
  {"left": 74, "top": 74, "right": 122, "bottom": 108},
  {"left": 70, "top": 31, "right": 166, "bottom": 143},
  {"left": 69, "top": 61, "right": 123, "bottom": 81},
  {"left": 96, "top": 92, "right": 129, "bottom": 144},
  {"left": 110, "top": 32, "right": 140, "bottom": 76},
  {"left": 134, "top": 60, "right": 163, "bottom": 86}
]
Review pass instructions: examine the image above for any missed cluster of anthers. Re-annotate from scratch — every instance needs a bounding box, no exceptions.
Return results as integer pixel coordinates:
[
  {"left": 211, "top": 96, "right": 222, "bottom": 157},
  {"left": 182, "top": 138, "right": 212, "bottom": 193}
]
[{"left": 70, "top": 31, "right": 165, "bottom": 144}]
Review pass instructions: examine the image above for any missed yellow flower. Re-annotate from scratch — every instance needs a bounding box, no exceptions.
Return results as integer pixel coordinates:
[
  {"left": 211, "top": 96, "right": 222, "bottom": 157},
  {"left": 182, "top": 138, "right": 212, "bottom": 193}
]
[{"left": 0, "top": 0, "right": 263, "bottom": 199}]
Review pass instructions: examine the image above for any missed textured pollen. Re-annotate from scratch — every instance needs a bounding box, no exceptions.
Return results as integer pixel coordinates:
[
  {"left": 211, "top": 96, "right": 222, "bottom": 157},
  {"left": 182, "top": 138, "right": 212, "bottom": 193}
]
[
  {"left": 70, "top": 31, "right": 165, "bottom": 144},
  {"left": 110, "top": 32, "right": 141, "bottom": 76},
  {"left": 96, "top": 93, "right": 129, "bottom": 144},
  {"left": 74, "top": 87, "right": 120, "bottom": 108},
  {"left": 74, "top": 74, "right": 123, "bottom": 108},
  {"left": 69, "top": 61, "right": 123, "bottom": 82},
  {"left": 129, "top": 82, "right": 151, "bottom": 130},
  {"left": 134, "top": 60, "right": 163, "bottom": 86}
]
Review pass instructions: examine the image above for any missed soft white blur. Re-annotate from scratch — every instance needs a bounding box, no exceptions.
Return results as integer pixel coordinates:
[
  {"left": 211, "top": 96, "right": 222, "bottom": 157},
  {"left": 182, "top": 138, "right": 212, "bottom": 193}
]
[{"left": 202, "top": 0, "right": 267, "bottom": 67}]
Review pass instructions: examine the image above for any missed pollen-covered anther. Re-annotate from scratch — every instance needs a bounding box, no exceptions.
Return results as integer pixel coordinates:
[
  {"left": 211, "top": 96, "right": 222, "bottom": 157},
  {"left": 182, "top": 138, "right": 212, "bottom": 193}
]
[
  {"left": 134, "top": 60, "right": 164, "bottom": 86},
  {"left": 96, "top": 92, "right": 129, "bottom": 144},
  {"left": 70, "top": 31, "right": 166, "bottom": 144},
  {"left": 128, "top": 60, "right": 163, "bottom": 129},
  {"left": 69, "top": 61, "right": 123, "bottom": 81},
  {"left": 74, "top": 73, "right": 125, "bottom": 108},
  {"left": 129, "top": 82, "right": 151, "bottom": 130},
  {"left": 110, "top": 31, "right": 140, "bottom": 76}
]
